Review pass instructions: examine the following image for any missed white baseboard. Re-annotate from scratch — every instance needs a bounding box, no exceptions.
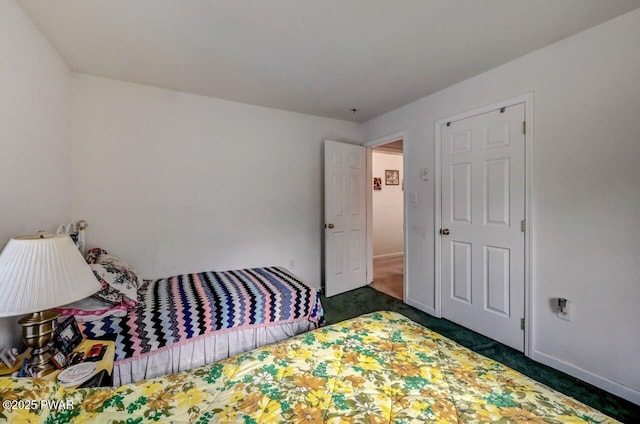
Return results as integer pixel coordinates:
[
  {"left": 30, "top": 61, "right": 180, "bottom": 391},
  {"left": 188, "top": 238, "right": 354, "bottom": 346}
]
[
  {"left": 373, "top": 252, "right": 404, "bottom": 261},
  {"left": 532, "top": 350, "right": 640, "bottom": 405}
]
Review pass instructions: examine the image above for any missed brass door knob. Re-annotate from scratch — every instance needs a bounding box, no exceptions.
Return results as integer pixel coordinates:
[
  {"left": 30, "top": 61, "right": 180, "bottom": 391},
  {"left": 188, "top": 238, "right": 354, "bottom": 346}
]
[
  {"left": 440, "top": 228, "right": 450, "bottom": 235},
  {"left": 327, "top": 224, "right": 335, "bottom": 229}
]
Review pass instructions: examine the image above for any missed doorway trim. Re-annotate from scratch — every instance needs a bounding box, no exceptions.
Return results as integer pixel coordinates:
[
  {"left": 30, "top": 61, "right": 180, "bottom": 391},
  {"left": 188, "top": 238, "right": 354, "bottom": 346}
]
[
  {"left": 364, "top": 131, "right": 408, "bottom": 302},
  {"left": 434, "top": 93, "right": 534, "bottom": 356}
]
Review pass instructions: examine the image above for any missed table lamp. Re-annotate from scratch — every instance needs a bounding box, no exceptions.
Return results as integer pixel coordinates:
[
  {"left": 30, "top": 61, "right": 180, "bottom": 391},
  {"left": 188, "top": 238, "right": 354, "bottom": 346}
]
[{"left": 0, "top": 233, "right": 100, "bottom": 376}]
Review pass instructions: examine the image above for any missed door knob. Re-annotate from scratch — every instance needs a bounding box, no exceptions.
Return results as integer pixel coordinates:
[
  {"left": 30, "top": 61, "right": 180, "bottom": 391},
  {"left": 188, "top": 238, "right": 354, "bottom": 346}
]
[
  {"left": 327, "top": 224, "right": 335, "bottom": 229},
  {"left": 440, "top": 228, "right": 450, "bottom": 235}
]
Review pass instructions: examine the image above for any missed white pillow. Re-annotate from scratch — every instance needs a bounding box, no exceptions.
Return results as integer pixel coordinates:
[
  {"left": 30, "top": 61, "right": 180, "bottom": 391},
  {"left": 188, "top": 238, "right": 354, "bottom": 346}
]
[{"left": 90, "top": 263, "right": 139, "bottom": 308}]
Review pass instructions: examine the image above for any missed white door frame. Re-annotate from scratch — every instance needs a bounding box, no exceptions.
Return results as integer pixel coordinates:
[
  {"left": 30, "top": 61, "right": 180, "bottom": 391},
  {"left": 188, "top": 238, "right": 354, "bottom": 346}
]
[
  {"left": 434, "top": 93, "right": 534, "bottom": 357},
  {"left": 364, "top": 131, "right": 408, "bottom": 302}
]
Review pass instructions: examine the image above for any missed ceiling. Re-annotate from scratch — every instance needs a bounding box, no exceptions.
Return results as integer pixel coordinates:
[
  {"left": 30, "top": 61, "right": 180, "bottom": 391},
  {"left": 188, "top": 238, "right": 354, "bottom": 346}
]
[
  {"left": 373, "top": 139, "right": 403, "bottom": 153},
  {"left": 18, "top": 0, "right": 640, "bottom": 122}
]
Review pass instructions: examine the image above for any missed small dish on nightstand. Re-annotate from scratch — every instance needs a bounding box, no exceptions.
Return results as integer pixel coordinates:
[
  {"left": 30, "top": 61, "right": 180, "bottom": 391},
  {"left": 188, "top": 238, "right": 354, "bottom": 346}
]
[{"left": 57, "top": 362, "right": 96, "bottom": 387}]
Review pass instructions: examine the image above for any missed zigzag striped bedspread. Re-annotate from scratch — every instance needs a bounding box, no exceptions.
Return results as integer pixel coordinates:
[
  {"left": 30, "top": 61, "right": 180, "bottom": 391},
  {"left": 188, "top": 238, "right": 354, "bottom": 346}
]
[{"left": 77, "top": 266, "right": 324, "bottom": 363}]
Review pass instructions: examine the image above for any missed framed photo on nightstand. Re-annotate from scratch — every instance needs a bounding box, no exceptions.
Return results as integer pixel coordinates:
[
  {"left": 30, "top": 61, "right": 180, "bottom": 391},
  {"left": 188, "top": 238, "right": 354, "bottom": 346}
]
[
  {"left": 53, "top": 316, "right": 83, "bottom": 357},
  {"left": 0, "top": 348, "right": 17, "bottom": 368},
  {"left": 50, "top": 350, "right": 68, "bottom": 369}
]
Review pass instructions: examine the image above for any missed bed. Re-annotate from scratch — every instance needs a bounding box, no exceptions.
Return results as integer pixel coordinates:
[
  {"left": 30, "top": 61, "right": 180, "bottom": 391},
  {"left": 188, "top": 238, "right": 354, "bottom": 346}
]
[
  {"left": 0, "top": 311, "right": 617, "bottom": 423},
  {"left": 53, "top": 222, "right": 324, "bottom": 386}
]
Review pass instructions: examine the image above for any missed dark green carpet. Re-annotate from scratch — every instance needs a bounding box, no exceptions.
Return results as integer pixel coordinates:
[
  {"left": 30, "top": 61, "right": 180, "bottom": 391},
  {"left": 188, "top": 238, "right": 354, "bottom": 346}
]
[{"left": 320, "top": 286, "right": 639, "bottom": 423}]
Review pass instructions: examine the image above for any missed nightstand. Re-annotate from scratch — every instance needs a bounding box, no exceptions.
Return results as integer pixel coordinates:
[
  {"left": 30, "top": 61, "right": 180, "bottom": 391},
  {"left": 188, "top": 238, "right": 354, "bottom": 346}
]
[
  {"left": 0, "top": 349, "right": 31, "bottom": 377},
  {"left": 44, "top": 338, "right": 115, "bottom": 388}
]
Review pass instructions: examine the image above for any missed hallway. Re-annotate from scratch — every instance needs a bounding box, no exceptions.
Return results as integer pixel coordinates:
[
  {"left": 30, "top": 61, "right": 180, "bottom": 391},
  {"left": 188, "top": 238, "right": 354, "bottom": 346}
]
[{"left": 370, "top": 255, "right": 403, "bottom": 300}]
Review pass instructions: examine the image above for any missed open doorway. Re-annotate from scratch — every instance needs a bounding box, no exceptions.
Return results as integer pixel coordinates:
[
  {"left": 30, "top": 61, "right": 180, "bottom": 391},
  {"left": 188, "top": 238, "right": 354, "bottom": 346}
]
[{"left": 370, "top": 139, "right": 404, "bottom": 299}]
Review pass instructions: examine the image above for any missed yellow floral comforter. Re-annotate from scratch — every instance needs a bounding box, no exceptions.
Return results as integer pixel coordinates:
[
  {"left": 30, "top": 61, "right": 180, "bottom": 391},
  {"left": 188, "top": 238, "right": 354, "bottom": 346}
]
[{"left": 0, "top": 311, "right": 617, "bottom": 423}]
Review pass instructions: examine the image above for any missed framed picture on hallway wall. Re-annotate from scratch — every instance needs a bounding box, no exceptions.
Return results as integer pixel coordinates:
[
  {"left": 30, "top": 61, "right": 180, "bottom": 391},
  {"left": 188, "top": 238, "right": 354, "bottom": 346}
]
[
  {"left": 373, "top": 177, "right": 382, "bottom": 191},
  {"left": 385, "top": 169, "right": 399, "bottom": 185}
]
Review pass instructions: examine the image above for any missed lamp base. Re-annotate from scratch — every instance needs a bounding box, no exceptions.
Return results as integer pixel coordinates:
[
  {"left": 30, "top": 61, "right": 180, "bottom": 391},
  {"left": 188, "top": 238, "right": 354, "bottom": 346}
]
[
  {"left": 29, "top": 346, "right": 55, "bottom": 377},
  {"left": 18, "top": 310, "right": 59, "bottom": 377}
]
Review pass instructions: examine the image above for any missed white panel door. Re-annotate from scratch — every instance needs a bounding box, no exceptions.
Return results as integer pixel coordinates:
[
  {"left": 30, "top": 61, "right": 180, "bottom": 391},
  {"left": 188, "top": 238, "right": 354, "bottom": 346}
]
[
  {"left": 324, "top": 140, "right": 367, "bottom": 297},
  {"left": 441, "top": 104, "right": 525, "bottom": 351}
]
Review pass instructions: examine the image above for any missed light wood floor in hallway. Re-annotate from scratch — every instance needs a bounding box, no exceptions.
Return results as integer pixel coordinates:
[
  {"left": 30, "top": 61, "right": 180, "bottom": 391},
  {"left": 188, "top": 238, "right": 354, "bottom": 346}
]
[{"left": 370, "top": 255, "right": 403, "bottom": 300}]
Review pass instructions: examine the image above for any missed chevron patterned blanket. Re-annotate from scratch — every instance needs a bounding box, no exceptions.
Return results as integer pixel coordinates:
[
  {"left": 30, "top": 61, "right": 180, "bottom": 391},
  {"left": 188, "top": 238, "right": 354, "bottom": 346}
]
[{"left": 77, "top": 266, "right": 324, "bottom": 363}]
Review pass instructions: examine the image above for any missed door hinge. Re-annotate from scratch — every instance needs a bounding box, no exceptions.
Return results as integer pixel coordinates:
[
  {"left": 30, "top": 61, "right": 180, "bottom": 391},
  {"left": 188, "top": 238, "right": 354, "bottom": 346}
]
[
  {"left": 522, "top": 121, "right": 526, "bottom": 135},
  {"left": 520, "top": 219, "right": 526, "bottom": 233},
  {"left": 521, "top": 318, "right": 525, "bottom": 330}
]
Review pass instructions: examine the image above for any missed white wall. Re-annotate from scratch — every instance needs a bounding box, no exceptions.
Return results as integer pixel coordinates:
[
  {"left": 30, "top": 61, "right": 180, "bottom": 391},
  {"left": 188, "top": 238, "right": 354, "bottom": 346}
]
[
  {"left": 70, "top": 74, "right": 361, "bottom": 288},
  {"left": 372, "top": 151, "right": 403, "bottom": 258},
  {"left": 362, "top": 9, "right": 640, "bottom": 402},
  {"left": 0, "top": 0, "right": 71, "bottom": 347}
]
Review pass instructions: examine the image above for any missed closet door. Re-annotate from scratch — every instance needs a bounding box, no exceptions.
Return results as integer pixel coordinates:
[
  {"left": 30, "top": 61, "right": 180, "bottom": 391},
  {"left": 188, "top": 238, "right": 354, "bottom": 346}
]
[{"left": 441, "top": 104, "right": 526, "bottom": 351}]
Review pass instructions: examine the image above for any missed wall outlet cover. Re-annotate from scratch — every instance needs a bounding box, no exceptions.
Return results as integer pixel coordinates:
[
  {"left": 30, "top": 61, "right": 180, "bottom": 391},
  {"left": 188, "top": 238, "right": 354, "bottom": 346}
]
[{"left": 557, "top": 309, "right": 571, "bottom": 321}]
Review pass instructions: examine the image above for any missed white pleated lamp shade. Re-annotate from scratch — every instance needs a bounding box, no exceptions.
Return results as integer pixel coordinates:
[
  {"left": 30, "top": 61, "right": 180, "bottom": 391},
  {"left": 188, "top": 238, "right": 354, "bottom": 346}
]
[{"left": 0, "top": 234, "right": 101, "bottom": 317}]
